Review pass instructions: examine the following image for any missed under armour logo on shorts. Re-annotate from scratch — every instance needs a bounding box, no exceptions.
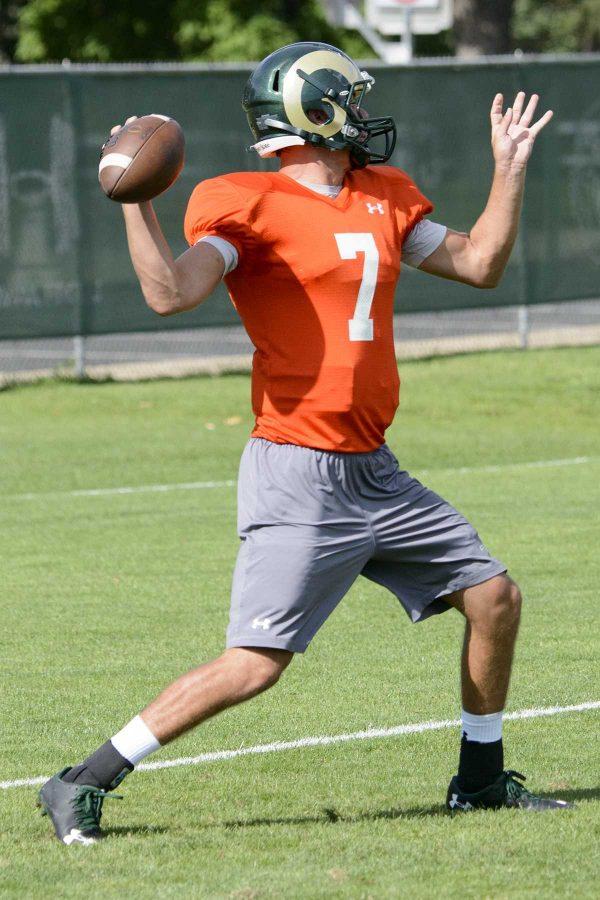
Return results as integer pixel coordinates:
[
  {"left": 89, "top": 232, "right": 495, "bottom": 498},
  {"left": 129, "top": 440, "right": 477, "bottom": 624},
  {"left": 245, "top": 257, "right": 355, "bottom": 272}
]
[
  {"left": 251, "top": 616, "right": 272, "bottom": 631},
  {"left": 366, "top": 202, "right": 384, "bottom": 215}
]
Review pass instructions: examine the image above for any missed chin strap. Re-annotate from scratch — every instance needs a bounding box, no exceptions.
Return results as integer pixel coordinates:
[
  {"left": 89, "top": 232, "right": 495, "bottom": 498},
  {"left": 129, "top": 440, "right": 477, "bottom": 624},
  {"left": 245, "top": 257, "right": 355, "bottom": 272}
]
[
  {"left": 256, "top": 116, "right": 327, "bottom": 146},
  {"left": 254, "top": 114, "right": 395, "bottom": 167}
]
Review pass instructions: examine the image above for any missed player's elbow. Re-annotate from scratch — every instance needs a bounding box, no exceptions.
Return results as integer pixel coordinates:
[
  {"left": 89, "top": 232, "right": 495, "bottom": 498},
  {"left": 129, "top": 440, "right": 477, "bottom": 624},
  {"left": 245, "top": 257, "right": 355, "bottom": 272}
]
[
  {"left": 464, "top": 241, "right": 505, "bottom": 289},
  {"left": 144, "top": 285, "right": 207, "bottom": 316},
  {"left": 471, "top": 257, "right": 504, "bottom": 289},
  {"left": 144, "top": 290, "right": 179, "bottom": 316},
  {"left": 459, "top": 271, "right": 500, "bottom": 290},
  {"left": 476, "top": 271, "right": 502, "bottom": 290}
]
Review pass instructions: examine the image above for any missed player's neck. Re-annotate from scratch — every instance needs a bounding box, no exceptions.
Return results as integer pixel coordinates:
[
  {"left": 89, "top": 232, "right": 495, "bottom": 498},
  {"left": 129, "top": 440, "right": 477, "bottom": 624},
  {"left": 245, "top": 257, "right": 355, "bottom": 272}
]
[{"left": 278, "top": 146, "right": 351, "bottom": 187}]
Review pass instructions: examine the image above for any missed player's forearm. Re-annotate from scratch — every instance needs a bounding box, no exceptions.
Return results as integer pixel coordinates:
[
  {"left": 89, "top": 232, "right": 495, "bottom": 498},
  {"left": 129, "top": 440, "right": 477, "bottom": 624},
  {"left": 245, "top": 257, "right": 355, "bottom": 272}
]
[
  {"left": 122, "top": 202, "right": 187, "bottom": 315},
  {"left": 468, "top": 163, "right": 526, "bottom": 288}
]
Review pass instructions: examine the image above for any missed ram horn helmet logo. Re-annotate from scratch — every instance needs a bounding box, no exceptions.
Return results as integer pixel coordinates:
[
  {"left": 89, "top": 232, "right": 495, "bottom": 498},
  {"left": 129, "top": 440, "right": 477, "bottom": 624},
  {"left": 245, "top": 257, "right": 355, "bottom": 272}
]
[{"left": 282, "top": 50, "right": 361, "bottom": 140}]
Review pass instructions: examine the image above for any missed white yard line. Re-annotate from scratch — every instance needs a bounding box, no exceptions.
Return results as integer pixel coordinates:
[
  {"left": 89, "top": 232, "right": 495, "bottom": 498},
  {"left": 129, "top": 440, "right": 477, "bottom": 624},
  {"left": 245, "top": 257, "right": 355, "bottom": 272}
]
[
  {"left": 417, "top": 455, "right": 593, "bottom": 477},
  {"left": 11, "top": 479, "right": 237, "bottom": 500},
  {"left": 6, "top": 456, "right": 596, "bottom": 501},
  {"left": 2, "top": 700, "right": 598, "bottom": 791}
]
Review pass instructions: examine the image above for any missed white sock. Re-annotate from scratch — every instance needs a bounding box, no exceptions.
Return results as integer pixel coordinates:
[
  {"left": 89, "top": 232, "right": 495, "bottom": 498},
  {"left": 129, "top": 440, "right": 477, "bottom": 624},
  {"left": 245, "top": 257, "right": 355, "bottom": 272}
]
[
  {"left": 461, "top": 709, "right": 503, "bottom": 744},
  {"left": 110, "top": 715, "right": 161, "bottom": 766}
]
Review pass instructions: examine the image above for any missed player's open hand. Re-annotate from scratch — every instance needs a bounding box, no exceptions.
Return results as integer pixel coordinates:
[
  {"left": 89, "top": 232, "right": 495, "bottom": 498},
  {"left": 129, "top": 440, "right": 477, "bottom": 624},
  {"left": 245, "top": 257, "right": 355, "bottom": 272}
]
[{"left": 490, "top": 92, "right": 553, "bottom": 170}]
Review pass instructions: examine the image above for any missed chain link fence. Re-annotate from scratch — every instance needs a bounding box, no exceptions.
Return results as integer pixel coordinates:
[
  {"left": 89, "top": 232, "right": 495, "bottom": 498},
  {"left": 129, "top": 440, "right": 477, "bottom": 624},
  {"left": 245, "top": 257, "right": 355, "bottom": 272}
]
[{"left": 2, "top": 298, "right": 598, "bottom": 387}]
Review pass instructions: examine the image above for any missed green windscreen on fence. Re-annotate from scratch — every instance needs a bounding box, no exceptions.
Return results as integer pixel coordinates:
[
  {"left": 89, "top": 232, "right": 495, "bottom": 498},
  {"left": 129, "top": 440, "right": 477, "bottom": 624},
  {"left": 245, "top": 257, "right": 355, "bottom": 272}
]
[{"left": 0, "top": 57, "right": 599, "bottom": 340}]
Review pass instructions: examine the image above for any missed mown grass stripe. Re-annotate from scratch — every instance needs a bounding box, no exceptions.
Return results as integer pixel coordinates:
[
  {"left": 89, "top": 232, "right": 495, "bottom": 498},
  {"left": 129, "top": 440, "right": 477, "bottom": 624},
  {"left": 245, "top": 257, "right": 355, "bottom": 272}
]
[{"left": 3, "top": 700, "right": 598, "bottom": 791}]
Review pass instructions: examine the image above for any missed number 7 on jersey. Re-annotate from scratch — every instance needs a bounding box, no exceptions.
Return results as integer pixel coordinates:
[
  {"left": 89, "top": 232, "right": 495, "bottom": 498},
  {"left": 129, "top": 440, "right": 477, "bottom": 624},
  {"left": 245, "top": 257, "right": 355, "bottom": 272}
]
[{"left": 335, "top": 232, "right": 379, "bottom": 342}]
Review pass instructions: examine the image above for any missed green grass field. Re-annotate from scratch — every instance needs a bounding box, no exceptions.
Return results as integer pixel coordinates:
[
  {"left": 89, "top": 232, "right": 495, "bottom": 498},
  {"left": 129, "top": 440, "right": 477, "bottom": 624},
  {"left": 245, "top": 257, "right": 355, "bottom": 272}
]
[{"left": 1, "top": 347, "right": 599, "bottom": 898}]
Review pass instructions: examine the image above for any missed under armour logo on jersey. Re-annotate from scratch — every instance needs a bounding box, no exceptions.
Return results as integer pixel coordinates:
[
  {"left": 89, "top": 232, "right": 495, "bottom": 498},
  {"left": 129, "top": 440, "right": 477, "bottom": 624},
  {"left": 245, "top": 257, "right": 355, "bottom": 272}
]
[
  {"left": 366, "top": 202, "right": 384, "bottom": 215},
  {"left": 251, "top": 617, "right": 272, "bottom": 631}
]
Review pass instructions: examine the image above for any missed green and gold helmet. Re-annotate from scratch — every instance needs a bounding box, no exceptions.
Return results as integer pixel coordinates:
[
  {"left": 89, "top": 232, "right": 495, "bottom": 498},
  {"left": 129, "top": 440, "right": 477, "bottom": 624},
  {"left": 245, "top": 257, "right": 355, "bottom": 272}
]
[{"left": 242, "top": 42, "right": 396, "bottom": 168}]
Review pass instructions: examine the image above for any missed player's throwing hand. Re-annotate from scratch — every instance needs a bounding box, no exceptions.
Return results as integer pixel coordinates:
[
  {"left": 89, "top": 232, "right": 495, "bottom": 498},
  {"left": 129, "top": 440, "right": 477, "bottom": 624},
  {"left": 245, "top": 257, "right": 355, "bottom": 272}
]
[{"left": 490, "top": 92, "right": 553, "bottom": 169}]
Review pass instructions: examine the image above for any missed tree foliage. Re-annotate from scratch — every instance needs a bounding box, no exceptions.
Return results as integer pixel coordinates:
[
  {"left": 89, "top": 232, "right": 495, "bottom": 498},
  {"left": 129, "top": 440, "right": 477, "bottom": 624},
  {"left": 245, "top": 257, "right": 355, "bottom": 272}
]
[
  {"left": 513, "top": 0, "right": 600, "bottom": 53},
  {"left": 14, "top": 0, "right": 369, "bottom": 63},
  {"left": 10, "top": 0, "right": 600, "bottom": 63},
  {"left": 173, "top": 0, "right": 368, "bottom": 62},
  {"left": 15, "top": 0, "right": 178, "bottom": 62}
]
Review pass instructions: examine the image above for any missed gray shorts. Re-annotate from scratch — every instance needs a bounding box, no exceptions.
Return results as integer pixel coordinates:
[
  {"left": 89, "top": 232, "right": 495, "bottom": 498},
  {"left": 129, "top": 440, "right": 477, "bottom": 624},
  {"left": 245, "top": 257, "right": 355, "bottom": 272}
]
[{"left": 226, "top": 439, "right": 506, "bottom": 653}]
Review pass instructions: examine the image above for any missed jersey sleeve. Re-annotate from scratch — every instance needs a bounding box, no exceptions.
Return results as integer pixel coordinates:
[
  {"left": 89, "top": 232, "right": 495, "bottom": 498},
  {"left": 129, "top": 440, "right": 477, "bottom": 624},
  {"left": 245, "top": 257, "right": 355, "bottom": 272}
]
[
  {"left": 184, "top": 177, "right": 252, "bottom": 259},
  {"left": 402, "top": 219, "right": 447, "bottom": 267},
  {"left": 383, "top": 167, "right": 435, "bottom": 236}
]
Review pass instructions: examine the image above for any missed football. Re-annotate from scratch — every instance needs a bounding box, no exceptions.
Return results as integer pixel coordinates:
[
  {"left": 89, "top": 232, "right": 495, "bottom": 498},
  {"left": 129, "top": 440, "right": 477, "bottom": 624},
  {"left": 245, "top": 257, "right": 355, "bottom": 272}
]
[{"left": 99, "top": 114, "right": 185, "bottom": 203}]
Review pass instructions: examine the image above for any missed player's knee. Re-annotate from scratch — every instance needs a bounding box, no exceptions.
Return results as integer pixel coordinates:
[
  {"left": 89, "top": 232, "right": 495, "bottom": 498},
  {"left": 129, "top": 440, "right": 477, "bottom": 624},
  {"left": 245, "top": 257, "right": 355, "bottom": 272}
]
[
  {"left": 226, "top": 647, "right": 292, "bottom": 695},
  {"left": 486, "top": 576, "right": 522, "bottom": 627},
  {"left": 462, "top": 575, "right": 522, "bottom": 631},
  {"left": 246, "top": 653, "right": 291, "bottom": 694}
]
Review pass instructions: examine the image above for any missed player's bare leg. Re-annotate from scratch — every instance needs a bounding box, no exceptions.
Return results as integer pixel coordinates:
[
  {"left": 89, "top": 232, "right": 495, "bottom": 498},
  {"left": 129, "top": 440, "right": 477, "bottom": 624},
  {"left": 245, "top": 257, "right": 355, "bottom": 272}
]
[
  {"left": 141, "top": 647, "right": 293, "bottom": 743},
  {"left": 444, "top": 575, "right": 570, "bottom": 811},
  {"left": 447, "top": 574, "right": 522, "bottom": 715},
  {"left": 68, "top": 646, "right": 292, "bottom": 771},
  {"left": 443, "top": 574, "right": 521, "bottom": 795},
  {"left": 38, "top": 648, "right": 292, "bottom": 843}
]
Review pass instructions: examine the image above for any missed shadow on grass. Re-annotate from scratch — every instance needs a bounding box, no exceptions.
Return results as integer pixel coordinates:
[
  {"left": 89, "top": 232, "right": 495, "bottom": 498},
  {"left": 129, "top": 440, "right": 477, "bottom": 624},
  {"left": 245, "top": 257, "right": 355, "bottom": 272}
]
[
  {"left": 218, "top": 803, "right": 447, "bottom": 830},
  {"left": 95, "top": 806, "right": 444, "bottom": 840},
  {"left": 101, "top": 787, "right": 598, "bottom": 837},
  {"left": 207, "top": 785, "right": 600, "bottom": 830}
]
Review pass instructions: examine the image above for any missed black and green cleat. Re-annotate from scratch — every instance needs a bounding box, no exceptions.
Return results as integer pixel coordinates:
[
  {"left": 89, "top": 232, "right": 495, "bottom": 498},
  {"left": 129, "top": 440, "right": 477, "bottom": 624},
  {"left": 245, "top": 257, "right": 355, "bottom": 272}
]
[
  {"left": 37, "top": 767, "right": 122, "bottom": 845},
  {"left": 446, "top": 770, "right": 574, "bottom": 813}
]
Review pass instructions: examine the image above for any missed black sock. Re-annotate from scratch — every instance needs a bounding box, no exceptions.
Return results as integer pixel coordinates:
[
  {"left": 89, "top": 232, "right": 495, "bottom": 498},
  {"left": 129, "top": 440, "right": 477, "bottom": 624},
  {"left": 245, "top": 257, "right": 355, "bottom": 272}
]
[
  {"left": 457, "top": 736, "right": 504, "bottom": 793},
  {"left": 63, "top": 740, "right": 134, "bottom": 791}
]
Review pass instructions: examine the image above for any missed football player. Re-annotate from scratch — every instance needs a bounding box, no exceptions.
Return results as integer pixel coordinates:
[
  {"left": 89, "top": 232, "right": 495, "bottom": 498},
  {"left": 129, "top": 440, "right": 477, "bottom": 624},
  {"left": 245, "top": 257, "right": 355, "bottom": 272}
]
[{"left": 39, "top": 42, "right": 569, "bottom": 845}]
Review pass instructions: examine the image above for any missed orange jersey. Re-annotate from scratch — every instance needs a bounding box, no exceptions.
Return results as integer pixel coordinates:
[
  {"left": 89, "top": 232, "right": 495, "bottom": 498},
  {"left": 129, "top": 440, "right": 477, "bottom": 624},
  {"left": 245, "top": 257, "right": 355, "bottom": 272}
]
[{"left": 184, "top": 167, "right": 433, "bottom": 452}]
